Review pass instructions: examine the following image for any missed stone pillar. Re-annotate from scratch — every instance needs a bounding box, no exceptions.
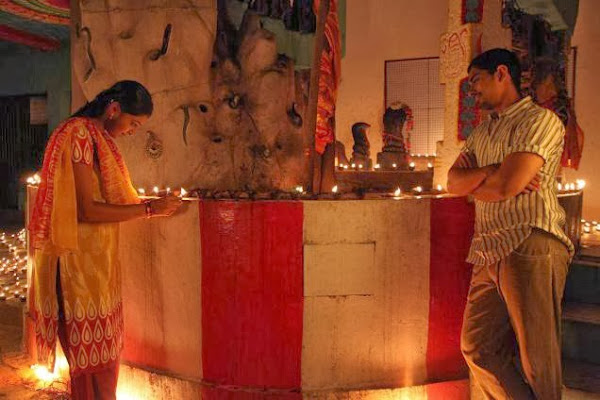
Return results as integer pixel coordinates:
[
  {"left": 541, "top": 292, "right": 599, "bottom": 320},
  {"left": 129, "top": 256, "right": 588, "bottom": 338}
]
[
  {"left": 434, "top": 0, "right": 512, "bottom": 188},
  {"left": 70, "top": 0, "right": 86, "bottom": 113}
]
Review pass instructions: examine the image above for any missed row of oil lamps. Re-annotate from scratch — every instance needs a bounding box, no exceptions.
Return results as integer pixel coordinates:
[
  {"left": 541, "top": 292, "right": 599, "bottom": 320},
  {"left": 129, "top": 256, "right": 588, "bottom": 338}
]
[
  {"left": 337, "top": 161, "right": 433, "bottom": 171},
  {"left": 0, "top": 229, "right": 28, "bottom": 303},
  {"left": 24, "top": 174, "right": 587, "bottom": 199}
]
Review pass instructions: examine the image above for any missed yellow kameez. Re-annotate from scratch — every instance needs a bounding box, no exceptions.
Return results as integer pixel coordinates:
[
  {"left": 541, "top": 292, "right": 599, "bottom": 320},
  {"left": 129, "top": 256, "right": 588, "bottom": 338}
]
[{"left": 30, "top": 118, "right": 138, "bottom": 376}]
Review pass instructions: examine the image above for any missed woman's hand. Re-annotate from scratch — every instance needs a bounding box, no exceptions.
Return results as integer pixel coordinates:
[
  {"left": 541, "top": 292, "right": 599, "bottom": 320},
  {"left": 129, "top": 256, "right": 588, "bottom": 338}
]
[{"left": 150, "top": 195, "right": 183, "bottom": 217}]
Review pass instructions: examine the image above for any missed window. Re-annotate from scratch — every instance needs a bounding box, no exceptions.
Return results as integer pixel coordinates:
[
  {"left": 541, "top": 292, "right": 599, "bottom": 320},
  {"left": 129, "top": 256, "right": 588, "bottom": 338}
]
[
  {"left": 0, "top": 94, "right": 48, "bottom": 209},
  {"left": 385, "top": 58, "right": 444, "bottom": 155}
]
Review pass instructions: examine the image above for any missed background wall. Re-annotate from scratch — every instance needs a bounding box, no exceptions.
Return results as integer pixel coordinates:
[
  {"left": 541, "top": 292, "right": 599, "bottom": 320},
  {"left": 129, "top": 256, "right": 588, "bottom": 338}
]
[
  {"left": 335, "top": 0, "right": 448, "bottom": 157},
  {"left": 0, "top": 41, "right": 71, "bottom": 132},
  {"left": 565, "top": 0, "right": 600, "bottom": 220}
]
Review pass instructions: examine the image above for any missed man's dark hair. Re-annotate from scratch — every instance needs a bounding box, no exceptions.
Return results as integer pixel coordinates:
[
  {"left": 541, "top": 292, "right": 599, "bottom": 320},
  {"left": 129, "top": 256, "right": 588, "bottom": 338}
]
[{"left": 468, "top": 48, "right": 522, "bottom": 92}]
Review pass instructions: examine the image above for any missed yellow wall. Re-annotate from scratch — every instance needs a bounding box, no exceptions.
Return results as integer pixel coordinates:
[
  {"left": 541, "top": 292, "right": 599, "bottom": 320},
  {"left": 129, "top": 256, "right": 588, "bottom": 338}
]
[
  {"left": 565, "top": 0, "right": 600, "bottom": 220},
  {"left": 335, "top": 0, "right": 448, "bottom": 157}
]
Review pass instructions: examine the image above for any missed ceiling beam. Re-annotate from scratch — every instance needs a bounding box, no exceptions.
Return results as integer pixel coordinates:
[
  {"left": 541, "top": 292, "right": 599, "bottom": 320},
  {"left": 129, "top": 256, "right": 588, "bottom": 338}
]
[{"left": 0, "top": 24, "right": 60, "bottom": 51}]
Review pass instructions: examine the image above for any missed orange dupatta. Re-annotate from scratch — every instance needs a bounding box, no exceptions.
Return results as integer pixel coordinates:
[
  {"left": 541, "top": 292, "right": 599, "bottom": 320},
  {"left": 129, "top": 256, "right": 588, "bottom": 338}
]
[
  {"left": 28, "top": 117, "right": 139, "bottom": 371},
  {"left": 29, "top": 117, "right": 139, "bottom": 254}
]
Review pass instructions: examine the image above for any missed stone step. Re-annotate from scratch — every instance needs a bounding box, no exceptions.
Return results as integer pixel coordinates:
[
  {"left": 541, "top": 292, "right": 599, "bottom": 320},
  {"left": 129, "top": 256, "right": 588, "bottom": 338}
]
[
  {"left": 563, "top": 303, "right": 600, "bottom": 365},
  {"left": 565, "top": 258, "right": 600, "bottom": 305},
  {"left": 564, "top": 302, "right": 600, "bottom": 325},
  {"left": 564, "top": 358, "right": 600, "bottom": 394},
  {"left": 564, "top": 388, "right": 600, "bottom": 400},
  {"left": 579, "top": 246, "right": 600, "bottom": 261}
]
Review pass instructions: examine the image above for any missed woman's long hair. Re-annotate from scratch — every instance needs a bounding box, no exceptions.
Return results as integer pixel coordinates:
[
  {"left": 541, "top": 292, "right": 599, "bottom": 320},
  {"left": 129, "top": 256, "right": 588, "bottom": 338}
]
[{"left": 73, "top": 80, "right": 153, "bottom": 118}]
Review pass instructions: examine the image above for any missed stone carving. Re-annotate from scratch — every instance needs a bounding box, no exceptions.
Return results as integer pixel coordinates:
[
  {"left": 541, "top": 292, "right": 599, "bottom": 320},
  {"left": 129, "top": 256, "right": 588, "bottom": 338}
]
[
  {"left": 210, "top": 3, "right": 308, "bottom": 191},
  {"left": 73, "top": 0, "right": 308, "bottom": 191},
  {"left": 440, "top": 25, "right": 472, "bottom": 83},
  {"left": 376, "top": 103, "right": 412, "bottom": 170},
  {"left": 145, "top": 131, "right": 163, "bottom": 159},
  {"left": 349, "top": 122, "right": 371, "bottom": 169}
]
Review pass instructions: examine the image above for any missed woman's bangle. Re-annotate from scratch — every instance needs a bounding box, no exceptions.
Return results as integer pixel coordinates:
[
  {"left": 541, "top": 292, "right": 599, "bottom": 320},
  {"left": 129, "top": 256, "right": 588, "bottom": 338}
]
[{"left": 145, "top": 201, "right": 153, "bottom": 218}]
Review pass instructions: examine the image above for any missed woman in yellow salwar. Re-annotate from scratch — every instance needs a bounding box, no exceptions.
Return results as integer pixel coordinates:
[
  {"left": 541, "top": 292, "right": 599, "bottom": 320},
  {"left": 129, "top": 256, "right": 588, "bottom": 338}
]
[{"left": 28, "top": 81, "right": 182, "bottom": 399}]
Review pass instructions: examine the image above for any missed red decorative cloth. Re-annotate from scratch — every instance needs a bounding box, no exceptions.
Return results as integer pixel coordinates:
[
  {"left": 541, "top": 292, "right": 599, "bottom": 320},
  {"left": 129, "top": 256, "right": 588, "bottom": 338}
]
[
  {"left": 539, "top": 96, "right": 584, "bottom": 170},
  {"left": 313, "top": 0, "right": 341, "bottom": 154},
  {"left": 0, "top": 0, "right": 69, "bottom": 25},
  {"left": 0, "top": 24, "right": 60, "bottom": 51}
]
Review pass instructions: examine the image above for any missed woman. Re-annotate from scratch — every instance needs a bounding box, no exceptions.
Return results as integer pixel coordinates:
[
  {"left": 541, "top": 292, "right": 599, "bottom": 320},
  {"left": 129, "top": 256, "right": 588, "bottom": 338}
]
[{"left": 28, "top": 80, "right": 182, "bottom": 399}]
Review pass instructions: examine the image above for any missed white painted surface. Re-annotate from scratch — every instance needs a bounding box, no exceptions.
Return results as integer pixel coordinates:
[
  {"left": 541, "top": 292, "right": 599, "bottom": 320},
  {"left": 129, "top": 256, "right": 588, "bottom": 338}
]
[
  {"left": 305, "top": 242, "right": 376, "bottom": 296},
  {"left": 302, "top": 200, "right": 431, "bottom": 390},
  {"left": 119, "top": 203, "right": 202, "bottom": 379}
]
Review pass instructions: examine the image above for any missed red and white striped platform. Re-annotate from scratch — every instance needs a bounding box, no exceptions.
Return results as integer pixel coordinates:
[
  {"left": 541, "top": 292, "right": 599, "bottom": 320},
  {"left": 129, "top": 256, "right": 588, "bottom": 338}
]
[{"left": 111, "top": 196, "right": 474, "bottom": 399}]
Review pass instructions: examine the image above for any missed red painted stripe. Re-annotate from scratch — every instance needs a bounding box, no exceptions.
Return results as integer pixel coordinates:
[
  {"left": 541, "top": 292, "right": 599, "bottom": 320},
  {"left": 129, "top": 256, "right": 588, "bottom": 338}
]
[
  {"left": 200, "top": 386, "right": 301, "bottom": 400},
  {"left": 427, "top": 197, "right": 474, "bottom": 381},
  {"left": 200, "top": 201, "right": 304, "bottom": 389},
  {"left": 426, "top": 379, "right": 470, "bottom": 399},
  {"left": 0, "top": 24, "right": 61, "bottom": 51}
]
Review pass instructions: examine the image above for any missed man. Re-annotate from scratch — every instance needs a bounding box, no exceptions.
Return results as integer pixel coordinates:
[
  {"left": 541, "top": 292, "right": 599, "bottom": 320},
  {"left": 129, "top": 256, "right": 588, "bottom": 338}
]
[{"left": 447, "top": 48, "right": 573, "bottom": 399}]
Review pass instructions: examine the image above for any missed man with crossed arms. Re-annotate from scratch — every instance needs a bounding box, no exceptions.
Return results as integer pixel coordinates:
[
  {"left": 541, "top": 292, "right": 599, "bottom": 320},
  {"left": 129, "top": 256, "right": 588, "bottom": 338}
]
[{"left": 448, "top": 48, "right": 573, "bottom": 399}]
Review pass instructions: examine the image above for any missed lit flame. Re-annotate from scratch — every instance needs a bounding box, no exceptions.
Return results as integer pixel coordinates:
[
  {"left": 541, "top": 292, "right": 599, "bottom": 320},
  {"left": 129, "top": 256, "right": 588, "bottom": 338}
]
[
  {"left": 31, "top": 364, "right": 55, "bottom": 383},
  {"left": 137, "top": 188, "right": 146, "bottom": 195},
  {"left": 436, "top": 184, "right": 443, "bottom": 191},
  {"left": 332, "top": 185, "right": 338, "bottom": 193},
  {"left": 414, "top": 186, "right": 423, "bottom": 193},
  {"left": 427, "top": 163, "right": 433, "bottom": 169},
  {"left": 392, "top": 163, "right": 398, "bottom": 168},
  {"left": 374, "top": 164, "right": 381, "bottom": 169},
  {"left": 31, "top": 350, "right": 69, "bottom": 386},
  {"left": 576, "top": 179, "right": 586, "bottom": 190},
  {"left": 180, "top": 187, "right": 188, "bottom": 198},
  {"left": 153, "top": 186, "right": 159, "bottom": 195},
  {"left": 295, "top": 186, "right": 304, "bottom": 193},
  {"left": 26, "top": 173, "right": 42, "bottom": 186},
  {"left": 394, "top": 187, "right": 402, "bottom": 197}
]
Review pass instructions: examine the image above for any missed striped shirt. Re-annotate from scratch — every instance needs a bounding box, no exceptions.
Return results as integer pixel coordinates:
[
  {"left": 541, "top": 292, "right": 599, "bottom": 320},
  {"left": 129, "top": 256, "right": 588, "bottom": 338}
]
[{"left": 462, "top": 96, "right": 574, "bottom": 265}]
